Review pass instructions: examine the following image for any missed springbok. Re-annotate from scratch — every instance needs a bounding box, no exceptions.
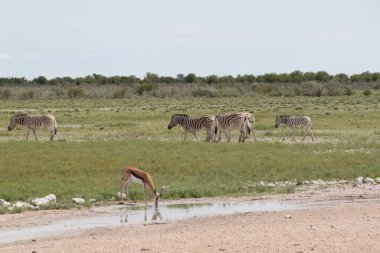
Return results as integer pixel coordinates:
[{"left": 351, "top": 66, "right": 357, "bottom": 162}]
[{"left": 120, "top": 166, "right": 161, "bottom": 207}]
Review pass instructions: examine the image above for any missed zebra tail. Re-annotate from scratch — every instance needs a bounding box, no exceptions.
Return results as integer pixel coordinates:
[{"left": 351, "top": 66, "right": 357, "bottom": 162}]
[
  {"left": 244, "top": 116, "right": 251, "bottom": 135},
  {"left": 214, "top": 125, "right": 218, "bottom": 135}
]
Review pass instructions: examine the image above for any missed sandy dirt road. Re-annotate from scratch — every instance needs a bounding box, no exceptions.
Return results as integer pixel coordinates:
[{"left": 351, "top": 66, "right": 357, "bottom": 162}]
[{"left": 1, "top": 183, "right": 380, "bottom": 253}]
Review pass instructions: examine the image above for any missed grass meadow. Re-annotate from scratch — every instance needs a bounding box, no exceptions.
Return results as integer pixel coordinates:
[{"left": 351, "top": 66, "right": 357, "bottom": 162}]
[{"left": 1, "top": 95, "right": 380, "bottom": 211}]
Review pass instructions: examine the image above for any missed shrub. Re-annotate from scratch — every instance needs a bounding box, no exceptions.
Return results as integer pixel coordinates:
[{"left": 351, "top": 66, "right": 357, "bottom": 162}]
[
  {"left": 33, "top": 76, "right": 48, "bottom": 85},
  {"left": 67, "top": 87, "right": 85, "bottom": 98},
  {"left": 363, "top": 89, "right": 372, "bottom": 96},
  {"left": 326, "top": 85, "right": 342, "bottom": 96},
  {"left": 53, "top": 87, "right": 67, "bottom": 98},
  {"left": 19, "top": 90, "right": 35, "bottom": 100},
  {"left": 344, "top": 87, "right": 354, "bottom": 96},
  {"left": 0, "top": 89, "right": 11, "bottom": 100},
  {"left": 269, "top": 89, "right": 282, "bottom": 97},
  {"left": 192, "top": 87, "right": 217, "bottom": 97},
  {"left": 113, "top": 88, "right": 128, "bottom": 98},
  {"left": 251, "top": 84, "right": 272, "bottom": 94},
  {"left": 136, "top": 83, "right": 157, "bottom": 96}
]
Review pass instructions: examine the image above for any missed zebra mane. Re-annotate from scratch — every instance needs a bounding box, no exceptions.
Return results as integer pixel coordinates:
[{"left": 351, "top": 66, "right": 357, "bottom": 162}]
[
  {"left": 13, "top": 114, "right": 28, "bottom": 117},
  {"left": 173, "top": 114, "right": 189, "bottom": 118},
  {"left": 278, "top": 115, "right": 290, "bottom": 118}
]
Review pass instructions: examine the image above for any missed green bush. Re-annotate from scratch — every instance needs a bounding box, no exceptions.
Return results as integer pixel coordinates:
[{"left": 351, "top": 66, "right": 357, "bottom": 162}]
[
  {"left": 136, "top": 83, "right": 157, "bottom": 95},
  {"left": 363, "top": 89, "right": 372, "bottom": 96}
]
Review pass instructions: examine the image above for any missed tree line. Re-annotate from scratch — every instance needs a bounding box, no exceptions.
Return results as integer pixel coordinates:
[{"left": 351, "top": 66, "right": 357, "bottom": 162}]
[
  {"left": 0, "top": 71, "right": 379, "bottom": 99},
  {"left": 1, "top": 71, "right": 380, "bottom": 86}
]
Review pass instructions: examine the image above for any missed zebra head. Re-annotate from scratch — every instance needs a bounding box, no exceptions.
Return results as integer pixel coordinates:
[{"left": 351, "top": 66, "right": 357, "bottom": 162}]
[
  {"left": 168, "top": 114, "right": 188, "bottom": 129},
  {"left": 8, "top": 114, "right": 26, "bottom": 131},
  {"left": 244, "top": 112, "right": 254, "bottom": 123},
  {"left": 275, "top": 115, "right": 289, "bottom": 128}
]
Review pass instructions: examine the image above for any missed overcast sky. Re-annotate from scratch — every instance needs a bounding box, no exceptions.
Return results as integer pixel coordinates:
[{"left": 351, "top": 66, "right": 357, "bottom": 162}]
[{"left": 0, "top": 0, "right": 379, "bottom": 79}]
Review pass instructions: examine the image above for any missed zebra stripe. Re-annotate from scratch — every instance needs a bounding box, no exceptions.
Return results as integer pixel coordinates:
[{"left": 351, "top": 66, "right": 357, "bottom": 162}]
[
  {"left": 216, "top": 112, "right": 256, "bottom": 143},
  {"left": 274, "top": 115, "right": 314, "bottom": 141},
  {"left": 168, "top": 114, "right": 217, "bottom": 142},
  {"left": 8, "top": 114, "right": 58, "bottom": 141}
]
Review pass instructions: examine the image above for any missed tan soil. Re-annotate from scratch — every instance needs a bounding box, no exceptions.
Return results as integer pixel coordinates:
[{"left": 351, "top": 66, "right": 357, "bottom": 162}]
[{"left": 1, "top": 184, "right": 380, "bottom": 253}]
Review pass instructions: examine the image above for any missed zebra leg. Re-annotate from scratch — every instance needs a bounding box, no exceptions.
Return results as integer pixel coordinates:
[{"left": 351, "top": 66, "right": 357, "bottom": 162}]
[
  {"left": 292, "top": 127, "right": 296, "bottom": 141},
  {"left": 26, "top": 128, "right": 30, "bottom": 141},
  {"left": 252, "top": 129, "right": 257, "bottom": 141},
  {"left": 239, "top": 125, "right": 246, "bottom": 142},
  {"left": 50, "top": 128, "right": 55, "bottom": 140},
  {"left": 213, "top": 125, "right": 218, "bottom": 142},
  {"left": 216, "top": 130, "right": 222, "bottom": 143},
  {"left": 208, "top": 131, "right": 214, "bottom": 142},
  {"left": 211, "top": 127, "right": 217, "bottom": 142},
  {"left": 238, "top": 126, "right": 244, "bottom": 143},
  {"left": 206, "top": 132, "right": 211, "bottom": 142},
  {"left": 32, "top": 129, "right": 38, "bottom": 141},
  {"left": 221, "top": 130, "right": 228, "bottom": 143},
  {"left": 302, "top": 126, "right": 307, "bottom": 141},
  {"left": 227, "top": 130, "right": 232, "bottom": 143},
  {"left": 307, "top": 126, "right": 314, "bottom": 141},
  {"left": 309, "top": 126, "right": 315, "bottom": 141},
  {"left": 205, "top": 130, "right": 213, "bottom": 142},
  {"left": 251, "top": 126, "right": 257, "bottom": 141},
  {"left": 183, "top": 131, "right": 188, "bottom": 141},
  {"left": 193, "top": 132, "right": 200, "bottom": 142},
  {"left": 238, "top": 130, "right": 244, "bottom": 143}
]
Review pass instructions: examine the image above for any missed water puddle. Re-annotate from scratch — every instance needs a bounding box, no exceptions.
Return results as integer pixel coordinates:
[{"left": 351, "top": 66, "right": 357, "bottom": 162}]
[{"left": 0, "top": 199, "right": 296, "bottom": 244}]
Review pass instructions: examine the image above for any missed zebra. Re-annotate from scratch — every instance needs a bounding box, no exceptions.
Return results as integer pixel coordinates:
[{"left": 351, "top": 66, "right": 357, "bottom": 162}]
[
  {"left": 274, "top": 115, "right": 314, "bottom": 141},
  {"left": 167, "top": 114, "right": 218, "bottom": 142},
  {"left": 8, "top": 114, "right": 58, "bottom": 141},
  {"left": 216, "top": 112, "right": 257, "bottom": 143},
  {"left": 240, "top": 112, "right": 257, "bottom": 142}
]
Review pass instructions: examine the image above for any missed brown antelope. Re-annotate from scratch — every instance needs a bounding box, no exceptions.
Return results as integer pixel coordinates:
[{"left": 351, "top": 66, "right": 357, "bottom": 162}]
[{"left": 120, "top": 166, "right": 160, "bottom": 207}]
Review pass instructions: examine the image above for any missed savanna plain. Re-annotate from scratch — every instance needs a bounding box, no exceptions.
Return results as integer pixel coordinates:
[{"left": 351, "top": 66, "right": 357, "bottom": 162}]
[{"left": 1, "top": 95, "right": 380, "bottom": 252}]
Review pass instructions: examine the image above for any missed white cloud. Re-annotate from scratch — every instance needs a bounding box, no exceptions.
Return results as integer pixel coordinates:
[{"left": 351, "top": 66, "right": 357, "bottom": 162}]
[{"left": 0, "top": 52, "right": 12, "bottom": 60}]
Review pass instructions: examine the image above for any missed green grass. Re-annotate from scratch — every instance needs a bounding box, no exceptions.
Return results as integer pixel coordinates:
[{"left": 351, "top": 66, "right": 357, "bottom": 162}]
[{"left": 0, "top": 96, "right": 380, "bottom": 209}]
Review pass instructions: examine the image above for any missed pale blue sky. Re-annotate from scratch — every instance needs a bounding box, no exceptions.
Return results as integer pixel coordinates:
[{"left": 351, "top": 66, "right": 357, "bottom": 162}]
[{"left": 0, "top": 0, "right": 379, "bottom": 79}]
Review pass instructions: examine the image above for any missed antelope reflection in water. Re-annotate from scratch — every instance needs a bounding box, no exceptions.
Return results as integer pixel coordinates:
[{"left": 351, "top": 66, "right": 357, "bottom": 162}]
[{"left": 120, "top": 206, "right": 163, "bottom": 224}]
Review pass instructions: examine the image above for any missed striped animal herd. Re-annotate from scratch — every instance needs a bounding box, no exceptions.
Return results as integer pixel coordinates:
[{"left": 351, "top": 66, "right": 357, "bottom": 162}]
[
  {"left": 168, "top": 112, "right": 314, "bottom": 143},
  {"left": 6, "top": 112, "right": 314, "bottom": 143}
]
